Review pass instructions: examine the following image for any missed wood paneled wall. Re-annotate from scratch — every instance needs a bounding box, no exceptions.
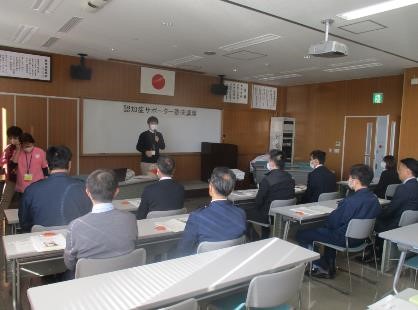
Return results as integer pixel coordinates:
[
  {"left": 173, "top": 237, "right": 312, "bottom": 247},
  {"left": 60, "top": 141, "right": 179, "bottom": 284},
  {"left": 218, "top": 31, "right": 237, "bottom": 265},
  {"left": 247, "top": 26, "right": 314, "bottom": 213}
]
[
  {"left": 0, "top": 53, "right": 223, "bottom": 180},
  {"left": 284, "top": 75, "right": 404, "bottom": 179},
  {"left": 0, "top": 49, "right": 409, "bottom": 181},
  {"left": 398, "top": 67, "right": 418, "bottom": 159}
]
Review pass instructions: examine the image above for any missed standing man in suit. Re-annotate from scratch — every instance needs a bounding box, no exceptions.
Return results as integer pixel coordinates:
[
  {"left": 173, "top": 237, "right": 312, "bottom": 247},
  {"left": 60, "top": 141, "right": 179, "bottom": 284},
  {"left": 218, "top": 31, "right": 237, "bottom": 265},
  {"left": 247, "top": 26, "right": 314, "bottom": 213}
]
[
  {"left": 64, "top": 169, "right": 138, "bottom": 279},
  {"left": 19, "top": 145, "right": 92, "bottom": 232},
  {"left": 246, "top": 149, "right": 295, "bottom": 239},
  {"left": 297, "top": 164, "right": 381, "bottom": 279},
  {"left": 136, "top": 116, "right": 166, "bottom": 176},
  {"left": 303, "top": 150, "right": 336, "bottom": 203},
  {"left": 136, "top": 156, "right": 185, "bottom": 219},
  {"left": 177, "top": 167, "right": 246, "bottom": 256}
]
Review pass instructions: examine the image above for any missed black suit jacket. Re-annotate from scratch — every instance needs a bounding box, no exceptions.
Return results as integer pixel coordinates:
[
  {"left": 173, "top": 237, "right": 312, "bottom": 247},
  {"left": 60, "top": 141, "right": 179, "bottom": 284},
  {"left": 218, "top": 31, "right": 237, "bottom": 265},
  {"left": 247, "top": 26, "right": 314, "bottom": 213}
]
[
  {"left": 373, "top": 168, "right": 401, "bottom": 198},
  {"left": 136, "top": 178, "right": 185, "bottom": 219},
  {"left": 376, "top": 178, "right": 418, "bottom": 231},
  {"left": 255, "top": 169, "right": 295, "bottom": 217},
  {"left": 303, "top": 165, "right": 336, "bottom": 203}
]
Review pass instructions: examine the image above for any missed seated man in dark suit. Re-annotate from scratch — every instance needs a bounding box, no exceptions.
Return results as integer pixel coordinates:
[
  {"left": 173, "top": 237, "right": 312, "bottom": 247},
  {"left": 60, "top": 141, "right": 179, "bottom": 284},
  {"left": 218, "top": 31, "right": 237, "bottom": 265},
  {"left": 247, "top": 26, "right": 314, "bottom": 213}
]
[
  {"left": 64, "top": 169, "right": 138, "bottom": 279},
  {"left": 136, "top": 156, "right": 185, "bottom": 220},
  {"left": 246, "top": 149, "right": 295, "bottom": 239},
  {"left": 19, "top": 145, "right": 92, "bottom": 232},
  {"left": 177, "top": 167, "right": 246, "bottom": 256},
  {"left": 297, "top": 164, "right": 381, "bottom": 279},
  {"left": 371, "top": 158, "right": 418, "bottom": 260},
  {"left": 374, "top": 155, "right": 401, "bottom": 199},
  {"left": 303, "top": 150, "right": 336, "bottom": 203}
]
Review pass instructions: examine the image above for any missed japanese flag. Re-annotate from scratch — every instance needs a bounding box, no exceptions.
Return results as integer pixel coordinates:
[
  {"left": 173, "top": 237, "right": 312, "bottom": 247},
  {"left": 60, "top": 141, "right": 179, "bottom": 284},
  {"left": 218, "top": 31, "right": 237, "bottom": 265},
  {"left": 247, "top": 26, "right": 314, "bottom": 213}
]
[{"left": 140, "top": 67, "right": 175, "bottom": 96}]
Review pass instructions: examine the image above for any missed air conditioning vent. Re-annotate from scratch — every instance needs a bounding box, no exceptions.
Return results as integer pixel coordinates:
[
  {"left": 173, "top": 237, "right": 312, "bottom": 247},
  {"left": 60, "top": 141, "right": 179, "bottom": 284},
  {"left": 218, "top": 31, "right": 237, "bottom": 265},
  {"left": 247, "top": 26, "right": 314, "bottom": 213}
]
[
  {"left": 58, "top": 17, "right": 83, "bottom": 33},
  {"left": 42, "top": 36, "right": 59, "bottom": 48}
]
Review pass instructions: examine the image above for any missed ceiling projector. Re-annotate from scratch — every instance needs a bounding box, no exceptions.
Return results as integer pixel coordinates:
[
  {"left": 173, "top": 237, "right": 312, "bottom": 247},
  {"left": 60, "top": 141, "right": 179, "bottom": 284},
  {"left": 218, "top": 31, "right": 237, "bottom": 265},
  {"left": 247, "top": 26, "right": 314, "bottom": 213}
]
[{"left": 308, "top": 19, "right": 348, "bottom": 58}]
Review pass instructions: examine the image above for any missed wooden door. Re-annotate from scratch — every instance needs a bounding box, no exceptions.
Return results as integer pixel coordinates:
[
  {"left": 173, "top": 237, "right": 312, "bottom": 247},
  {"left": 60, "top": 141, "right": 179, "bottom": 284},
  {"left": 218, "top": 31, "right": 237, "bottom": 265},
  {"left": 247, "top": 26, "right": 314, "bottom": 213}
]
[{"left": 342, "top": 117, "right": 376, "bottom": 179}]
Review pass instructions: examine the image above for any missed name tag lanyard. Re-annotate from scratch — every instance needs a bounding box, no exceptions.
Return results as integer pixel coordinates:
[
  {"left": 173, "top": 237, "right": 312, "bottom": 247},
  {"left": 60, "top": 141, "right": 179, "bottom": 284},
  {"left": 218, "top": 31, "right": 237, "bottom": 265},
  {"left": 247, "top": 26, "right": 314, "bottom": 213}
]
[{"left": 25, "top": 152, "right": 33, "bottom": 174}]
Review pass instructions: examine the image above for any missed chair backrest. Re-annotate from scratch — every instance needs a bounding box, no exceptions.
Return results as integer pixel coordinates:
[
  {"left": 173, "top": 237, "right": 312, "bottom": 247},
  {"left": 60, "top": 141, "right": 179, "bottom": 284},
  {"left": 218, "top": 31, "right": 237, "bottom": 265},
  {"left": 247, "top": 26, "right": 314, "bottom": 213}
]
[
  {"left": 31, "top": 225, "right": 68, "bottom": 232},
  {"left": 268, "top": 198, "right": 297, "bottom": 215},
  {"left": 197, "top": 235, "right": 246, "bottom": 254},
  {"left": 0, "top": 180, "right": 16, "bottom": 211},
  {"left": 147, "top": 208, "right": 187, "bottom": 219},
  {"left": 246, "top": 263, "right": 305, "bottom": 308},
  {"left": 398, "top": 210, "right": 418, "bottom": 227},
  {"left": 318, "top": 191, "right": 341, "bottom": 202},
  {"left": 345, "top": 218, "right": 375, "bottom": 239},
  {"left": 159, "top": 299, "right": 198, "bottom": 310},
  {"left": 75, "top": 248, "right": 146, "bottom": 279},
  {"left": 385, "top": 184, "right": 400, "bottom": 200}
]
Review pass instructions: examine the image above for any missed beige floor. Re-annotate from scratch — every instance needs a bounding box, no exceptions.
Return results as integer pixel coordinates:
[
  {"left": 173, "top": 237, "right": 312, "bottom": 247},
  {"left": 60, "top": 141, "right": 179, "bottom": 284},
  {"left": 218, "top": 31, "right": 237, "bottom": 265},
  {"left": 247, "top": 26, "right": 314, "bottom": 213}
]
[{"left": 1, "top": 197, "right": 416, "bottom": 310}]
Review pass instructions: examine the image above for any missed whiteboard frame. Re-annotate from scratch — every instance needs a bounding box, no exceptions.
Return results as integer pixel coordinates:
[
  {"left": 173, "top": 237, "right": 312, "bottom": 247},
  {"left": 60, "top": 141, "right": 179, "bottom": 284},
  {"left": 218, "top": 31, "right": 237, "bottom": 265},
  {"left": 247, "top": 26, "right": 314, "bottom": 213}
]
[{"left": 80, "top": 98, "right": 223, "bottom": 155}]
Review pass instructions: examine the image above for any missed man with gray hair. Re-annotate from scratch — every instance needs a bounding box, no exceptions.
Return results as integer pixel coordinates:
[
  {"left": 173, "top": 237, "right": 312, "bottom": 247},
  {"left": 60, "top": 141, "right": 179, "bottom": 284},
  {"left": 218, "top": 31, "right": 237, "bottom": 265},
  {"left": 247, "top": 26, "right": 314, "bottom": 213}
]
[
  {"left": 64, "top": 169, "right": 138, "bottom": 278},
  {"left": 177, "top": 167, "right": 246, "bottom": 256}
]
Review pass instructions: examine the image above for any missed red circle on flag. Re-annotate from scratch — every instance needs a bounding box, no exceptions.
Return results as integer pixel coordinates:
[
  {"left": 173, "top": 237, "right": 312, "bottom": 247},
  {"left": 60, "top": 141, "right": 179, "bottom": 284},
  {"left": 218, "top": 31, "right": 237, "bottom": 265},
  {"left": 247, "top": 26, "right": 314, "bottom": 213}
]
[{"left": 152, "top": 74, "right": 165, "bottom": 90}]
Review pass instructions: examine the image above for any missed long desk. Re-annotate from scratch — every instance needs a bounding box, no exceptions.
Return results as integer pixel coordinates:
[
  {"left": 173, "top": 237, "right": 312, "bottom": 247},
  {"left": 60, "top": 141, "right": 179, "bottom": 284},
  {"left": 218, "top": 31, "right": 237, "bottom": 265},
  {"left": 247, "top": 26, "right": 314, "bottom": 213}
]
[
  {"left": 2, "top": 214, "right": 188, "bottom": 310},
  {"left": 27, "top": 238, "right": 319, "bottom": 310},
  {"left": 228, "top": 185, "right": 307, "bottom": 207},
  {"left": 271, "top": 198, "right": 390, "bottom": 240},
  {"left": 379, "top": 223, "right": 418, "bottom": 294},
  {"left": 3, "top": 199, "right": 142, "bottom": 236}
]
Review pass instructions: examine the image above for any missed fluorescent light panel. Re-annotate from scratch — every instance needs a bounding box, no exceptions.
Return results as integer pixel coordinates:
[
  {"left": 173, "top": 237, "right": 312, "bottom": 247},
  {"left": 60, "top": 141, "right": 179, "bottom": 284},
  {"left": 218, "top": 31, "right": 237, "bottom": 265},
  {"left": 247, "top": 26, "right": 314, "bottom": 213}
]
[
  {"left": 337, "top": 0, "right": 418, "bottom": 20},
  {"left": 323, "top": 62, "right": 383, "bottom": 72},
  {"left": 162, "top": 55, "right": 203, "bottom": 67},
  {"left": 260, "top": 74, "right": 302, "bottom": 80},
  {"left": 219, "top": 34, "right": 280, "bottom": 52},
  {"left": 12, "top": 24, "right": 38, "bottom": 43},
  {"left": 32, "top": 0, "right": 64, "bottom": 14}
]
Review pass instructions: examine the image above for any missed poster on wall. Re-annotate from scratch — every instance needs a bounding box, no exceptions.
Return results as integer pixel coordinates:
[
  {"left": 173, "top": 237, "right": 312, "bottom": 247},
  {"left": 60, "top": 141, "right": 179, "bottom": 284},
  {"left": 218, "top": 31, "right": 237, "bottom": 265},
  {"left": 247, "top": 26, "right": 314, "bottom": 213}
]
[
  {"left": 0, "top": 49, "right": 51, "bottom": 81},
  {"left": 251, "top": 84, "right": 277, "bottom": 110},
  {"left": 140, "top": 67, "right": 175, "bottom": 96},
  {"left": 223, "top": 80, "right": 248, "bottom": 104}
]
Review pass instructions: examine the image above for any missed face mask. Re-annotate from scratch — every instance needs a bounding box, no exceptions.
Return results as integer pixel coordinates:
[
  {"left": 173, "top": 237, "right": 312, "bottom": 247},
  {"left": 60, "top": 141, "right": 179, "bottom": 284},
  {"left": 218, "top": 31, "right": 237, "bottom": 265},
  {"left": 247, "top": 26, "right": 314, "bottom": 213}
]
[
  {"left": 380, "top": 161, "right": 386, "bottom": 169},
  {"left": 348, "top": 178, "right": 355, "bottom": 190},
  {"left": 150, "top": 124, "right": 158, "bottom": 131},
  {"left": 23, "top": 146, "right": 33, "bottom": 153},
  {"left": 309, "top": 161, "right": 315, "bottom": 169}
]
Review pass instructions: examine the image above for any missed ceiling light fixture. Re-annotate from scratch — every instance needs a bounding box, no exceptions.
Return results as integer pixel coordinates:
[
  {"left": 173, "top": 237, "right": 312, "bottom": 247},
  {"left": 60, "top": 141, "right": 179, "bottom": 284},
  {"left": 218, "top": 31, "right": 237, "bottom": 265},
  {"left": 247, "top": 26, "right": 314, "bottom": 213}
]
[
  {"left": 323, "top": 62, "right": 383, "bottom": 72},
  {"left": 219, "top": 34, "right": 281, "bottom": 52},
  {"left": 204, "top": 51, "right": 216, "bottom": 55},
  {"left": 233, "top": 68, "right": 238, "bottom": 72},
  {"left": 337, "top": 0, "right": 418, "bottom": 20},
  {"left": 161, "top": 21, "right": 174, "bottom": 27}
]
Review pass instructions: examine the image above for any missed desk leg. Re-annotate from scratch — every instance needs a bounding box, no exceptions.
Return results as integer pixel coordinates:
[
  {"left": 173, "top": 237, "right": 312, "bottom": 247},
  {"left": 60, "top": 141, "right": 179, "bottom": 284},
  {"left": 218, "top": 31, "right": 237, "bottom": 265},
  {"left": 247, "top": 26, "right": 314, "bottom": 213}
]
[
  {"left": 16, "top": 260, "right": 20, "bottom": 310},
  {"left": 393, "top": 250, "right": 407, "bottom": 294},
  {"left": 11, "top": 259, "right": 17, "bottom": 310},
  {"left": 381, "top": 240, "right": 391, "bottom": 274},
  {"left": 274, "top": 214, "right": 283, "bottom": 238},
  {"left": 283, "top": 221, "right": 290, "bottom": 241}
]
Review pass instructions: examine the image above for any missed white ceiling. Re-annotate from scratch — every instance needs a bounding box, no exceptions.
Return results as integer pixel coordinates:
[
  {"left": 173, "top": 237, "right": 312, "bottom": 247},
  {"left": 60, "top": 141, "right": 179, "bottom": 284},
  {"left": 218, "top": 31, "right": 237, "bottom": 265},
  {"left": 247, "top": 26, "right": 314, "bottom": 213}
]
[{"left": 0, "top": 0, "right": 417, "bottom": 86}]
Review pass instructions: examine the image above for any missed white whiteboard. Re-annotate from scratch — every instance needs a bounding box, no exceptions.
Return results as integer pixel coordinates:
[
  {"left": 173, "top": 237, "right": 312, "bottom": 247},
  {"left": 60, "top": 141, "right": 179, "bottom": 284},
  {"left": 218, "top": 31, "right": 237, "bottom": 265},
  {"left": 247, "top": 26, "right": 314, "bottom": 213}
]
[{"left": 83, "top": 99, "right": 221, "bottom": 154}]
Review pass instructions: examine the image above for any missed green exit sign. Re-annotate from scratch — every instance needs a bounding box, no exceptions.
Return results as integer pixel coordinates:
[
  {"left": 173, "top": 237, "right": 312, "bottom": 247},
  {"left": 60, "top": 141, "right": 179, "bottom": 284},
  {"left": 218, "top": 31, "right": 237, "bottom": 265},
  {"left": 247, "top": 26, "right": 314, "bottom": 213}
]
[{"left": 373, "top": 92, "right": 384, "bottom": 104}]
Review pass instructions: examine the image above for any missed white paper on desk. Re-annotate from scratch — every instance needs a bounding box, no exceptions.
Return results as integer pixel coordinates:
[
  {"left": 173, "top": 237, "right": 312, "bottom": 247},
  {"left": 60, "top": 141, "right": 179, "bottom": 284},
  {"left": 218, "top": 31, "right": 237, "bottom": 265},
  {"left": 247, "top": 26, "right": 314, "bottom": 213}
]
[
  {"left": 126, "top": 198, "right": 141, "bottom": 207},
  {"left": 368, "top": 294, "right": 418, "bottom": 309},
  {"left": 14, "top": 240, "right": 36, "bottom": 253},
  {"left": 290, "top": 206, "right": 331, "bottom": 216},
  {"left": 313, "top": 205, "right": 335, "bottom": 214},
  {"left": 157, "top": 219, "right": 186, "bottom": 232},
  {"left": 30, "top": 234, "right": 66, "bottom": 252}
]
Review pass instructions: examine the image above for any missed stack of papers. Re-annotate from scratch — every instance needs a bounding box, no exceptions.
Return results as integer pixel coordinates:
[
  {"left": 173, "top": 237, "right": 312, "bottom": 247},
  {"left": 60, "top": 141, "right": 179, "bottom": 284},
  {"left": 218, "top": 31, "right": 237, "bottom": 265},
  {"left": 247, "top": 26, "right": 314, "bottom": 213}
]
[
  {"left": 368, "top": 294, "right": 418, "bottom": 309},
  {"left": 231, "top": 169, "right": 245, "bottom": 181},
  {"left": 30, "top": 233, "right": 66, "bottom": 252},
  {"left": 290, "top": 205, "right": 334, "bottom": 216},
  {"left": 155, "top": 218, "right": 187, "bottom": 232}
]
